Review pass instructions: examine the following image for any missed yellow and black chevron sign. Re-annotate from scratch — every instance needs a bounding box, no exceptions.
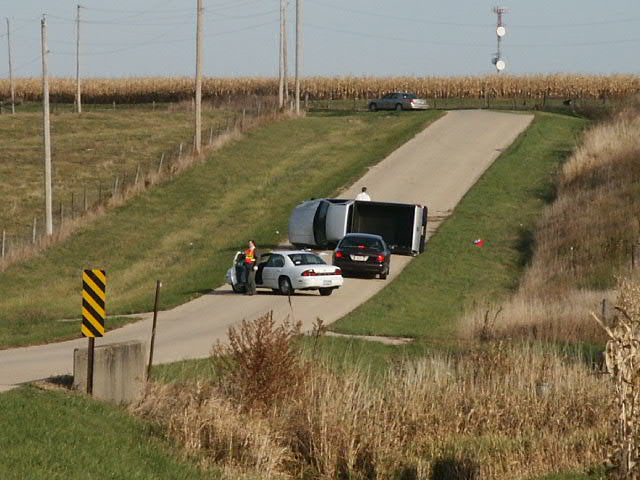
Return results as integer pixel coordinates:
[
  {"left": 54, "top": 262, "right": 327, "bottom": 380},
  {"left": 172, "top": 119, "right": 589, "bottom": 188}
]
[{"left": 82, "top": 269, "right": 106, "bottom": 338}]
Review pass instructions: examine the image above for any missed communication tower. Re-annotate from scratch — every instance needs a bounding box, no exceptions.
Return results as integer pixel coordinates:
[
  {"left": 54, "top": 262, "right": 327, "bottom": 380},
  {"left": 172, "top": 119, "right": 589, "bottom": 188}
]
[{"left": 492, "top": 7, "right": 508, "bottom": 73}]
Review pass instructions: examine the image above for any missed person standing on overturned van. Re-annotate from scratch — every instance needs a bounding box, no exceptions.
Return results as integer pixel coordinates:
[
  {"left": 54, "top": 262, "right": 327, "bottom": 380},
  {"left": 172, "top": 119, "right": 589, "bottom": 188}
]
[
  {"left": 244, "top": 240, "right": 258, "bottom": 295},
  {"left": 356, "top": 186, "right": 371, "bottom": 201}
]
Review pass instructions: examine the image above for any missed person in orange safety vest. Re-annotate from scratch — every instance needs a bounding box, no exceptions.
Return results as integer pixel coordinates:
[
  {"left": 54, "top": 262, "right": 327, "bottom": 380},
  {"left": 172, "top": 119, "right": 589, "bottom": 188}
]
[{"left": 244, "top": 240, "right": 258, "bottom": 295}]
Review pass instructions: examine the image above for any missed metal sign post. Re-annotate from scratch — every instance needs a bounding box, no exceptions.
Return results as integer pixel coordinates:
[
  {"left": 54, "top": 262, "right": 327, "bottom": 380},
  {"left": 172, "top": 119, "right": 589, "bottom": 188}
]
[
  {"left": 86, "top": 337, "right": 95, "bottom": 394},
  {"left": 146, "top": 280, "right": 162, "bottom": 381}
]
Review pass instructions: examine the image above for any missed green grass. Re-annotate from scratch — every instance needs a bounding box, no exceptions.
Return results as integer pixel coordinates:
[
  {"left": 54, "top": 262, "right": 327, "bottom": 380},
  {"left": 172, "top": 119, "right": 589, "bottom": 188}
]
[
  {"left": 0, "top": 106, "right": 234, "bottom": 233},
  {"left": 0, "top": 110, "right": 442, "bottom": 347},
  {"left": 150, "top": 335, "right": 431, "bottom": 385},
  {"left": 331, "top": 112, "right": 587, "bottom": 343},
  {"left": 0, "top": 386, "right": 216, "bottom": 480},
  {"left": 151, "top": 357, "right": 221, "bottom": 384}
]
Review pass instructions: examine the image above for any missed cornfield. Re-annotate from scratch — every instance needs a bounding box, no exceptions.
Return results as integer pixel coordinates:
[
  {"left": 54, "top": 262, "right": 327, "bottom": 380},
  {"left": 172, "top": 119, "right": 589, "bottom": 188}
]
[{"left": 1, "top": 74, "right": 639, "bottom": 103}]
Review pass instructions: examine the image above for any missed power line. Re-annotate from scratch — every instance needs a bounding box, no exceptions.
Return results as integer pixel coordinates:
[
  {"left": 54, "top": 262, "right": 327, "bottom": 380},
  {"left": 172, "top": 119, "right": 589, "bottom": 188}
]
[
  {"left": 50, "top": 19, "right": 278, "bottom": 57},
  {"left": 207, "top": 8, "right": 280, "bottom": 20},
  {"left": 306, "top": 23, "right": 492, "bottom": 48},
  {"left": 308, "top": 0, "right": 491, "bottom": 28},
  {"left": 309, "top": 0, "right": 640, "bottom": 30},
  {"left": 82, "top": 0, "right": 182, "bottom": 25},
  {"left": 46, "top": 14, "right": 194, "bottom": 27},
  {"left": 44, "top": 7, "right": 277, "bottom": 28},
  {"left": 509, "top": 37, "right": 640, "bottom": 48},
  {"left": 306, "top": 22, "right": 640, "bottom": 49},
  {"left": 512, "top": 17, "right": 640, "bottom": 29},
  {"left": 0, "top": 54, "right": 41, "bottom": 77}
]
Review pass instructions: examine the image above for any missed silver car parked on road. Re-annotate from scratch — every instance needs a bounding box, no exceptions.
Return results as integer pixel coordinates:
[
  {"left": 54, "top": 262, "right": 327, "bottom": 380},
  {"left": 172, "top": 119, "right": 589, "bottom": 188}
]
[{"left": 368, "top": 92, "right": 429, "bottom": 112}]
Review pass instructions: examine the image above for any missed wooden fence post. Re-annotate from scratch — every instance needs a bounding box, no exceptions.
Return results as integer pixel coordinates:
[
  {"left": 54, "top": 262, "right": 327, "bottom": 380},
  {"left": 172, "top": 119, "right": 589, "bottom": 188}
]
[{"left": 158, "top": 153, "right": 165, "bottom": 173}]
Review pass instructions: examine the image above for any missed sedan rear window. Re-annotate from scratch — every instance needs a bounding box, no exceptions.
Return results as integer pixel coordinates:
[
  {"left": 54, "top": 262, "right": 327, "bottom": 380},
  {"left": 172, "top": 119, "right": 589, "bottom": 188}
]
[
  {"left": 288, "top": 253, "right": 326, "bottom": 266},
  {"left": 339, "top": 236, "right": 384, "bottom": 250}
]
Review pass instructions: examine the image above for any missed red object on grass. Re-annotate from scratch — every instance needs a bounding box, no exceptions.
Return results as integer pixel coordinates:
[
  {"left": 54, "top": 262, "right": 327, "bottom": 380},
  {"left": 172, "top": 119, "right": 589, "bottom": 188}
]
[{"left": 473, "top": 239, "right": 485, "bottom": 247}]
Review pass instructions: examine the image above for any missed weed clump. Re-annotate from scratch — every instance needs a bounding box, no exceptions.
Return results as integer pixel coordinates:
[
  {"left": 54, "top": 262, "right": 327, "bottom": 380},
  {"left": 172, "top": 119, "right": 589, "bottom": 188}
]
[{"left": 211, "top": 312, "right": 304, "bottom": 411}]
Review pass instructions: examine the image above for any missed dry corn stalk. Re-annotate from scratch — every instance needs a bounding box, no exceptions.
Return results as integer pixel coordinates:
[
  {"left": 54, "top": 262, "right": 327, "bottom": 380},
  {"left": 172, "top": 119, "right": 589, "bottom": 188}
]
[
  {"left": 592, "top": 277, "right": 640, "bottom": 479},
  {"left": 1, "top": 74, "right": 639, "bottom": 102}
]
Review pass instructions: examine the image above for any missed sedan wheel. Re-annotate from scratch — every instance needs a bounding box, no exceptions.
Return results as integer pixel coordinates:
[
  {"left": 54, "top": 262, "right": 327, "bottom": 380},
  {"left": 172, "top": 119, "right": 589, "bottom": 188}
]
[
  {"left": 279, "top": 277, "right": 293, "bottom": 296},
  {"left": 368, "top": 103, "right": 378, "bottom": 112},
  {"left": 379, "top": 266, "right": 390, "bottom": 280},
  {"left": 319, "top": 288, "right": 333, "bottom": 296}
]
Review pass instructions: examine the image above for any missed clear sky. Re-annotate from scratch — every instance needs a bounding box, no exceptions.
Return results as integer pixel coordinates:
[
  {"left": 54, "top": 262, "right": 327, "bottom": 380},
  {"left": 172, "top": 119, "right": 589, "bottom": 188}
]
[{"left": 1, "top": 0, "right": 639, "bottom": 78}]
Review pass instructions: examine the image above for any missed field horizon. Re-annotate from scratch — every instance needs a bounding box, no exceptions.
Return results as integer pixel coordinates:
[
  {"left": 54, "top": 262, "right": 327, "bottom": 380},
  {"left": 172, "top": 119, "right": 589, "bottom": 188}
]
[{"left": 1, "top": 73, "right": 638, "bottom": 104}]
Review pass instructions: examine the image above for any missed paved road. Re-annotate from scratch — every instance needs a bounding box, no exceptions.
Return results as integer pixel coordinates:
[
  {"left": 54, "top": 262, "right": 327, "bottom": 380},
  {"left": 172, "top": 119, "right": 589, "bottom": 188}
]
[{"left": 0, "top": 110, "right": 533, "bottom": 391}]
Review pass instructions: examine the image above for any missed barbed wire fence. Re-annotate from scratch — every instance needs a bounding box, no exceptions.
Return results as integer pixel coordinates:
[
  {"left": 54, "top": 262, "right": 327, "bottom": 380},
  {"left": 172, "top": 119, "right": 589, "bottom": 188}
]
[{"left": 0, "top": 93, "right": 281, "bottom": 271}]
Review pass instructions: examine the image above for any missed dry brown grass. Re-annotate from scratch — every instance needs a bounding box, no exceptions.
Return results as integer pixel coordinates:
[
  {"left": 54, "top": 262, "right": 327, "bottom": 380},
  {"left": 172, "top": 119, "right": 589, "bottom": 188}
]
[
  {"left": 522, "top": 110, "right": 640, "bottom": 296},
  {"left": 460, "top": 289, "right": 615, "bottom": 344},
  {"left": 1, "top": 74, "right": 639, "bottom": 103},
  {"left": 524, "top": 104, "right": 640, "bottom": 292},
  {"left": 461, "top": 103, "right": 640, "bottom": 344},
  {"left": 593, "top": 277, "right": 640, "bottom": 479},
  {"left": 133, "top": 315, "right": 612, "bottom": 480}
]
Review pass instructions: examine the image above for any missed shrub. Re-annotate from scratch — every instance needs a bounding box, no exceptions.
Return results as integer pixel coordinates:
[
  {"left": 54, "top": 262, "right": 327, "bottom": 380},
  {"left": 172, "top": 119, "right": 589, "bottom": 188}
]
[{"left": 211, "top": 311, "right": 304, "bottom": 411}]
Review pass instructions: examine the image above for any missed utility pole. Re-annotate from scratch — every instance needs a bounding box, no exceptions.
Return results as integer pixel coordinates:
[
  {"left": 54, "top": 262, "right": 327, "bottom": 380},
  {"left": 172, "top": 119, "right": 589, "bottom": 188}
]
[
  {"left": 283, "top": 0, "right": 289, "bottom": 102},
  {"left": 278, "top": 0, "right": 284, "bottom": 108},
  {"left": 294, "top": 0, "right": 302, "bottom": 114},
  {"left": 194, "top": 0, "right": 203, "bottom": 154},
  {"left": 41, "top": 15, "right": 53, "bottom": 236},
  {"left": 6, "top": 18, "right": 15, "bottom": 114},
  {"left": 75, "top": 5, "right": 82, "bottom": 113}
]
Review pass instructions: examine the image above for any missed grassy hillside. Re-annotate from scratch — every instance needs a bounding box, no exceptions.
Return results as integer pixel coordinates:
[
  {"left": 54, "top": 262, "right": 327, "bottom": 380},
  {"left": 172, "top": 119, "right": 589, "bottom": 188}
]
[
  {"left": 0, "top": 386, "right": 216, "bottom": 480},
  {"left": 0, "top": 110, "right": 441, "bottom": 347},
  {"left": 0, "top": 106, "right": 234, "bottom": 234},
  {"left": 461, "top": 105, "right": 640, "bottom": 345},
  {"left": 330, "top": 112, "right": 587, "bottom": 343}
]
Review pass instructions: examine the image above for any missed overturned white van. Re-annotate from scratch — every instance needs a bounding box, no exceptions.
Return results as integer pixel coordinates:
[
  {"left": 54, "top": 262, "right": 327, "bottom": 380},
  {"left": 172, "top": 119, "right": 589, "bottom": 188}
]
[{"left": 288, "top": 198, "right": 427, "bottom": 256}]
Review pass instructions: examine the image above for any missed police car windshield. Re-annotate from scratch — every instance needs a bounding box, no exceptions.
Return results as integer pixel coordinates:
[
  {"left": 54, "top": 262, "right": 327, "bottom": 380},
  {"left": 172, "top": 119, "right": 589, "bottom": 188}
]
[{"left": 288, "top": 253, "right": 326, "bottom": 266}]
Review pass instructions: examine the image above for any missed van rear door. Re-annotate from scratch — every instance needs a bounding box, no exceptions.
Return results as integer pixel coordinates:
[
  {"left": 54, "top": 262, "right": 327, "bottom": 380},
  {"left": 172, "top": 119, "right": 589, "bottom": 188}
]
[
  {"left": 411, "top": 206, "right": 428, "bottom": 254},
  {"left": 312, "top": 200, "right": 331, "bottom": 248}
]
